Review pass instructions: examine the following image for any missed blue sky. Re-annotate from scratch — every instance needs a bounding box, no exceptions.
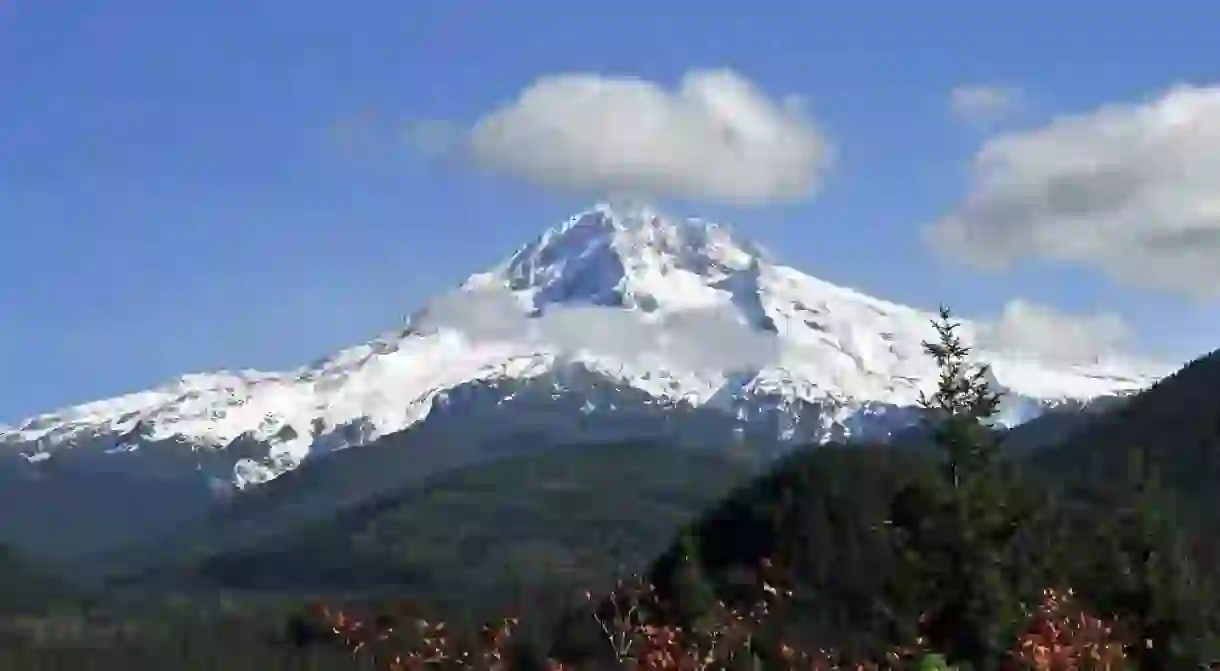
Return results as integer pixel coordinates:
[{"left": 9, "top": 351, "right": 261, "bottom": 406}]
[{"left": 3, "top": 1, "right": 1219, "bottom": 420}]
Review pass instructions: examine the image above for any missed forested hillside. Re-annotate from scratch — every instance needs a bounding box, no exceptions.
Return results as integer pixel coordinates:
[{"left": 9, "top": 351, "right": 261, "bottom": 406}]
[
  {"left": 0, "top": 543, "right": 74, "bottom": 615},
  {"left": 187, "top": 441, "right": 752, "bottom": 617},
  {"left": 4, "top": 319, "right": 1218, "bottom": 669},
  {"left": 632, "top": 320, "right": 1220, "bottom": 670}
]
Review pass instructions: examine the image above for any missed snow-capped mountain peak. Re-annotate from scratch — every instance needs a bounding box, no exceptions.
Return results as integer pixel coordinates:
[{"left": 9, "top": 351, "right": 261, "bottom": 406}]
[
  {"left": 1, "top": 204, "right": 1169, "bottom": 492},
  {"left": 464, "top": 202, "right": 768, "bottom": 317}
]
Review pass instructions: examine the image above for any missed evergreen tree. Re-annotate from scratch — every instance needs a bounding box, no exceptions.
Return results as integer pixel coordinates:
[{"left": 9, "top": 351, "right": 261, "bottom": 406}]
[
  {"left": 673, "top": 528, "right": 718, "bottom": 628},
  {"left": 915, "top": 307, "right": 1003, "bottom": 490},
  {"left": 885, "top": 307, "right": 1035, "bottom": 671},
  {"left": 1088, "top": 446, "right": 1216, "bottom": 669}
]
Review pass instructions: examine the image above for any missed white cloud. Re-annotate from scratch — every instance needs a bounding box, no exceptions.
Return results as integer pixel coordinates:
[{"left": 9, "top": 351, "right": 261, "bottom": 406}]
[
  {"left": 949, "top": 85, "right": 1023, "bottom": 122},
  {"left": 414, "top": 286, "right": 529, "bottom": 343},
  {"left": 978, "top": 299, "right": 1132, "bottom": 363},
  {"left": 414, "top": 286, "right": 778, "bottom": 372},
  {"left": 412, "top": 69, "right": 832, "bottom": 205},
  {"left": 928, "top": 84, "right": 1220, "bottom": 298}
]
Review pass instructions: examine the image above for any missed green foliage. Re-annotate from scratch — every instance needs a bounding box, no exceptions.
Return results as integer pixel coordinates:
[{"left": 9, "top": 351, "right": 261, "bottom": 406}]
[
  {"left": 884, "top": 307, "right": 1034, "bottom": 670},
  {"left": 0, "top": 543, "right": 77, "bottom": 616},
  {"left": 191, "top": 440, "right": 750, "bottom": 624},
  {"left": 915, "top": 306, "right": 1005, "bottom": 490},
  {"left": 0, "top": 601, "right": 367, "bottom": 670},
  {"left": 916, "top": 652, "right": 954, "bottom": 671},
  {"left": 645, "top": 442, "right": 930, "bottom": 662},
  {"left": 1034, "top": 348, "right": 1220, "bottom": 555},
  {"left": 646, "top": 308, "right": 1220, "bottom": 668},
  {"left": 1035, "top": 349, "right": 1220, "bottom": 666},
  {"left": 672, "top": 529, "right": 717, "bottom": 628},
  {"left": 1071, "top": 447, "right": 1216, "bottom": 669}
]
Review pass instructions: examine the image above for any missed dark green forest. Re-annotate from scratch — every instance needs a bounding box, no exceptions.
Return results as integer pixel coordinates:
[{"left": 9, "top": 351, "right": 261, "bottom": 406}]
[{"left": 2, "top": 310, "right": 1218, "bottom": 669}]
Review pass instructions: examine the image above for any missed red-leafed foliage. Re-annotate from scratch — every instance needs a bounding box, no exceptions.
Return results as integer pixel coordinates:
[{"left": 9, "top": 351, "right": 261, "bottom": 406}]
[{"left": 308, "top": 561, "right": 1129, "bottom": 670}]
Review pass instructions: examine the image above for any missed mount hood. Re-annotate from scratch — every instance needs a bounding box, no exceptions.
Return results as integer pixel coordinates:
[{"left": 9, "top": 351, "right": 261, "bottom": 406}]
[{"left": 1, "top": 203, "right": 1165, "bottom": 493}]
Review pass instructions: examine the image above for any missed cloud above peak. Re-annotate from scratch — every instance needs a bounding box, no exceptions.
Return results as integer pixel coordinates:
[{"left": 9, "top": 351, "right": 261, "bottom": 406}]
[
  {"left": 978, "top": 299, "right": 1132, "bottom": 363},
  {"left": 413, "top": 286, "right": 779, "bottom": 372},
  {"left": 411, "top": 69, "right": 833, "bottom": 205},
  {"left": 929, "top": 83, "right": 1220, "bottom": 299}
]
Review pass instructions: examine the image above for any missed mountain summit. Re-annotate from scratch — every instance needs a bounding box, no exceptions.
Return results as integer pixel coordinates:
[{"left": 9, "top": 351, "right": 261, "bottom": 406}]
[
  {"left": 1, "top": 204, "right": 1164, "bottom": 493},
  {"left": 466, "top": 202, "right": 771, "bottom": 318}
]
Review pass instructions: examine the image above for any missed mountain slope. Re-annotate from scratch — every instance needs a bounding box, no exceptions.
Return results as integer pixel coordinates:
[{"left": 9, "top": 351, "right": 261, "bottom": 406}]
[
  {"left": 1, "top": 204, "right": 1162, "bottom": 483},
  {"left": 0, "top": 204, "right": 1168, "bottom": 562},
  {"left": 158, "top": 442, "right": 750, "bottom": 615},
  {"left": 1032, "top": 347, "right": 1220, "bottom": 547},
  {"left": 633, "top": 350, "right": 1220, "bottom": 662},
  {"left": 0, "top": 544, "right": 75, "bottom": 615}
]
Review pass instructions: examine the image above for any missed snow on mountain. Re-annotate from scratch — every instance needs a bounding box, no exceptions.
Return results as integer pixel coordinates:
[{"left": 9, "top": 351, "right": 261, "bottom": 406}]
[{"left": 0, "top": 203, "right": 1167, "bottom": 489}]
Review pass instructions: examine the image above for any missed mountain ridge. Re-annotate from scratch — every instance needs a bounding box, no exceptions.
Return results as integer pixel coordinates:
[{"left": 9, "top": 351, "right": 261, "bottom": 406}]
[{"left": 1, "top": 203, "right": 1167, "bottom": 493}]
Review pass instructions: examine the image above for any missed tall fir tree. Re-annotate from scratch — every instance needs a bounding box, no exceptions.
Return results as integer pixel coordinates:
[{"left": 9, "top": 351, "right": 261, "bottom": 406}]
[{"left": 884, "top": 307, "right": 1036, "bottom": 671}]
